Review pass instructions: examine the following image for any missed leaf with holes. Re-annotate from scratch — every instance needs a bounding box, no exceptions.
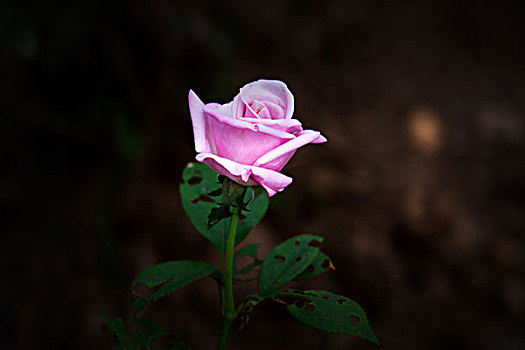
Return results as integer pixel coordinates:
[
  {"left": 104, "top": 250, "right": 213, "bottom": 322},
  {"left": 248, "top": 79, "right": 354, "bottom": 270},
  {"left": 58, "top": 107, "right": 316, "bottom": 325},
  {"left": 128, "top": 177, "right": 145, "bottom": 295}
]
[
  {"left": 131, "top": 260, "right": 217, "bottom": 314},
  {"left": 258, "top": 234, "right": 323, "bottom": 296},
  {"left": 180, "top": 162, "right": 269, "bottom": 250},
  {"left": 235, "top": 243, "right": 262, "bottom": 275},
  {"left": 294, "top": 252, "right": 335, "bottom": 281},
  {"left": 272, "top": 289, "right": 378, "bottom": 344}
]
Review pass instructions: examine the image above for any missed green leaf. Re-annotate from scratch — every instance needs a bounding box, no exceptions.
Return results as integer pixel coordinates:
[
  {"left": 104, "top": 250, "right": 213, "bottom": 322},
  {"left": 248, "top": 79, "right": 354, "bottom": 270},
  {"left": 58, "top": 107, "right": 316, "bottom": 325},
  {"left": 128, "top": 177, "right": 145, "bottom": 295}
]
[
  {"left": 131, "top": 260, "right": 217, "bottom": 314},
  {"left": 294, "top": 252, "right": 335, "bottom": 281},
  {"left": 236, "top": 243, "right": 260, "bottom": 258},
  {"left": 257, "top": 235, "right": 323, "bottom": 296},
  {"left": 180, "top": 162, "right": 269, "bottom": 250},
  {"left": 206, "top": 203, "right": 232, "bottom": 229},
  {"left": 272, "top": 290, "right": 378, "bottom": 344},
  {"left": 235, "top": 243, "right": 262, "bottom": 275},
  {"left": 207, "top": 188, "right": 223, "bottom": 197}
]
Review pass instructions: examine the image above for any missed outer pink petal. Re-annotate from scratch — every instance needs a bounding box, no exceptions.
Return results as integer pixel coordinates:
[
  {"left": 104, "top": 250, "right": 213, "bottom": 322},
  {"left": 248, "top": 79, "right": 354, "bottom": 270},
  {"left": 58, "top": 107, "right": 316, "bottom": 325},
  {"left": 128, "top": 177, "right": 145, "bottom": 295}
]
[
  {"left": 253, "top": 130, "right": 323, "bottom": 169},
  {"left": 196, "top": 153, "right": 293, "bottom": 197},
  {"left": 311, "top": 134, "right": 328, "bottom": 144},
  {"left": 203, "top": 104, "right": 258, "bottom": 132},
  {"left": 203, "top": 106, "right": 291, "bottom": 164},
  {"left": 188, "top": 90, "right": 210, "bottom": 153},
  {"left": 241, "top": 117, "right": 302, "bottom": 128},
  {"left": 204, "top": 104, "right": 297, "bottom": 139}
]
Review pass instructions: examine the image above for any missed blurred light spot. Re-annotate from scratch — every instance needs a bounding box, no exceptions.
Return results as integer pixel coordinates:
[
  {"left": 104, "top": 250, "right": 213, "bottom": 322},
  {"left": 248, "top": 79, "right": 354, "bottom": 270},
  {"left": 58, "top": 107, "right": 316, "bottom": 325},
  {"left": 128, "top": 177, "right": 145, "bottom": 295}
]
[{"left": 408, "top": 108, "right": 443, "bottom": 155}]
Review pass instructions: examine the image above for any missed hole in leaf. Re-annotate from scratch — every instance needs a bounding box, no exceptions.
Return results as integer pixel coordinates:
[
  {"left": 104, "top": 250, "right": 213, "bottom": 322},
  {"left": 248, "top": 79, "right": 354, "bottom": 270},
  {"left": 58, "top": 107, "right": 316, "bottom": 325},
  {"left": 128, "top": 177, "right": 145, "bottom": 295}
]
[
  {"left": 349, "top": 314, "right": 361, "bottom": 324},
  {"left": 295, "top": 299, "right": 306, "bottom": 308},
  {"left": 306, "top": 265, "right": 315, "bottom": 273},
  {"left": 294, "top": 240, "right": 300, "bottom": 246},
  {"left": 305, "top": 304, "right": 316, "bottom": 312},
  {"left": 321, "top": 259, "right": 331, "bottom": 269},
  {"left": 274, "top": 254, "right": 286, "bottom": 262},
  {"left": 307, "top": 240, "right": 322, "bottom": 248},
  {"left": 274, "top": 296, "right": 296, "bottom": 306},
  {"left": 146, "top": 277, "right": 157, "bottom": 281},
  {"left": 191, "top": 195, "right": 215, "bottom": 204},
  {"left": 337, "top": 299, "right": 347, "bottom": 305},
  {"left": 295, "top": 256, "right": 302, "bottom": 263},
  {"left": 322, "top": 295, "right": 329, "bottom": 300},
  {"left": 239, "top": 213, "right": 247, "bottom": 221},
  {"left": 188, "top": 176, "right": 203, "bottom": 185}
]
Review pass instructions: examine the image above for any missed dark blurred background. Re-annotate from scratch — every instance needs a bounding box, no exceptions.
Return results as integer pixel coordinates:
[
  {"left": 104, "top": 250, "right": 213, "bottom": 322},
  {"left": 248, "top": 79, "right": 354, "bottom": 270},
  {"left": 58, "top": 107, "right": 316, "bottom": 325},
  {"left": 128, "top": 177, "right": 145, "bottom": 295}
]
[{"left": 2, "top": 0, "right": 525, "bottom": 349}]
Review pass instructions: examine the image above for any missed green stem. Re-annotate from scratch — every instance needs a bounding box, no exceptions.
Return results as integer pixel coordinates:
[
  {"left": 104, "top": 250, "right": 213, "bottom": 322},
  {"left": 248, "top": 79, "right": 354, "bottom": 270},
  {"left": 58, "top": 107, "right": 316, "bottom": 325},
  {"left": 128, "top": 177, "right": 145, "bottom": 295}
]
[
  {"left": 217, "top": 317, "right": 234, "bottom": 350},
  {"left": 218, "top": 206, "right": 240, "bottom": 350}
]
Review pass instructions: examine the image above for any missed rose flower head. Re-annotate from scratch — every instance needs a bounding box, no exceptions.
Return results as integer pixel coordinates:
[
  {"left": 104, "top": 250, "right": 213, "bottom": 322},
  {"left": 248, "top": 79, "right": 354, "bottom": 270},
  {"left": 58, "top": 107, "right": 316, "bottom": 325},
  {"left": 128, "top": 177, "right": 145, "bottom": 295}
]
[{"left": 188, "top": 79, "right": 327, "bottom": 196}]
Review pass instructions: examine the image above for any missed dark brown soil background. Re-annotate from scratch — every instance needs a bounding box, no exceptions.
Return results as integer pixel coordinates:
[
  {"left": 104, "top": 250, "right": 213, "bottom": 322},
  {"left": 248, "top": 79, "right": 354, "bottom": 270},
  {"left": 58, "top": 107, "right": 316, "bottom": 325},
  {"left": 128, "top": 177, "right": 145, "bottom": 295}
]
[{"left": 2, "top": 0, "right": 524, "bottom": 349}]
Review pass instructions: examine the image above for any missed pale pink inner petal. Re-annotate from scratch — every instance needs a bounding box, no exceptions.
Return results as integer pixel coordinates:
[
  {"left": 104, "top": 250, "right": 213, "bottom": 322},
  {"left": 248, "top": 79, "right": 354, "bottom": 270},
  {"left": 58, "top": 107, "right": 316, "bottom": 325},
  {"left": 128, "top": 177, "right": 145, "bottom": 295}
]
[
  {"left": 242, "top": 80, "right": 295, "bottom": 119},
  {"left": 244, "top": 100, "right": 269, "bottom": 119},
  {"left": 242, "top": 87, "right": 284, "bottom": 108}
]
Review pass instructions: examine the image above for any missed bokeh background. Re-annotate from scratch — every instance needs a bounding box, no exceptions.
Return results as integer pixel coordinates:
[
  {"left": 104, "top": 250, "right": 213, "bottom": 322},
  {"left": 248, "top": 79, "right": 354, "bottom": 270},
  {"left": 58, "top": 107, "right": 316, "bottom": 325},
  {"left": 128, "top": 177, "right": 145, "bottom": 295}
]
[{"left": 2, "top": 0, "right": 525, "bottom": 349}]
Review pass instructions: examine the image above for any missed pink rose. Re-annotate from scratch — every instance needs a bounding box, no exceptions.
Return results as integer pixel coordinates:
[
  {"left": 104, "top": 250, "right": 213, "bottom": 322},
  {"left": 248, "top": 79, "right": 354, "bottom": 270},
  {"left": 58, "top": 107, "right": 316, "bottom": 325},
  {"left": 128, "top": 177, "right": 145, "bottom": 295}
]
[{"left": 188, "top": 79, "right": 327, "bottom": 197}]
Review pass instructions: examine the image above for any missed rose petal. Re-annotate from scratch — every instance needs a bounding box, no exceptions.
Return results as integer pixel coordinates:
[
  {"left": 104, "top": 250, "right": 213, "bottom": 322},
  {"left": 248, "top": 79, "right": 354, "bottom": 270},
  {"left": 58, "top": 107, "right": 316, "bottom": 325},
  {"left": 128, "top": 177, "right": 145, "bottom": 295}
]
[
  {"left": 240, "top": 80, "right": 294, "bottom": 120},
  {"left": 203, "top": 104, "right": 258, "bottom": 132},
  {"left": 311, "top": 134, "right": 328, "bottom": 144},
  {"left": 254, "top": 124, "right": 296, "bottom": 139},
  {"left": 241, "top": 117, "right": 302, "bottom": 128},
  {"left": 188, "top": 90, "right": 210, "bottom": 153},
  {"left": 196, "top": 153, "right": 293, "bottom": 197},
  {"left": 253, "top": 130, "right": 323, "bottom": 170},
  {"left": 203, "top": 105, "right": 293, "bottom": 164},
  {"left": 206, "top": 101, "right": 235, "bottom": 118}
]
